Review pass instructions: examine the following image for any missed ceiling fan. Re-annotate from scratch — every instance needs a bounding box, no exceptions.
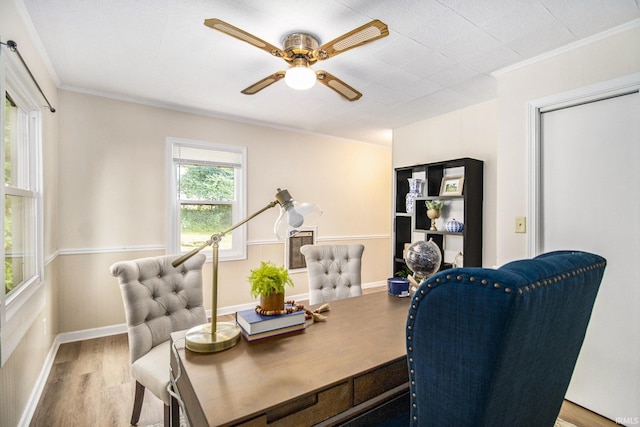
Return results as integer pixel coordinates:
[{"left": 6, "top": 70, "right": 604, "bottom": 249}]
[{"left": 204, "top": 18, "right": 389, "bottom": 101}]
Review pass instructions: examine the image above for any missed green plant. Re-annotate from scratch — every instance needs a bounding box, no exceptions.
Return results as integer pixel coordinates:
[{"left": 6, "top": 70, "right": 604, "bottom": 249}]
[
  {"left": 425, "top": 199, "right": 444, "bottom": 210},
  {"left": 394, "top": 265, "right": 412, "bottom": 278},
  {"left": 248, "top": 261, "right": 294, "bottom": 298}
]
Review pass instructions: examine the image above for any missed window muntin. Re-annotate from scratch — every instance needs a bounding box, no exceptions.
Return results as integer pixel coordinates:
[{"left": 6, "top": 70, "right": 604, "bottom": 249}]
[{"left": 169, "top": 140, "right": 246, "bottom": 260}]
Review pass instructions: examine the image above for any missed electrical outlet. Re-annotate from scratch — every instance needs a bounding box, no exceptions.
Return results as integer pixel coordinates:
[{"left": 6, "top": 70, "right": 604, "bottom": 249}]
[{"left": 515, "top": 216, "right": 526, "bottom": 233}]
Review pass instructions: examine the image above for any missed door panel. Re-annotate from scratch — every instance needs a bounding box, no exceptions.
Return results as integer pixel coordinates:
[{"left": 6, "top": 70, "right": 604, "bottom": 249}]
[{"left": 540, "top": 91, "right": 640, "bottom": 422}]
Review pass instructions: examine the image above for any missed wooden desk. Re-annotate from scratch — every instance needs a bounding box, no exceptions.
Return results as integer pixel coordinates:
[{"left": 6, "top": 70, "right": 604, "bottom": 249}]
[{"left": 170, "top": 292, "right": 410, "bottom": 427}]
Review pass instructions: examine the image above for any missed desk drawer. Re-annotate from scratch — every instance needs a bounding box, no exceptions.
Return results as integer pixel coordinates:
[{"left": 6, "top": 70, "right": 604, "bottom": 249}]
[
  {"left": 236, "top": 381, "right": 352, "bottom": 427},
  {"left": 353, "top": 358, "right": 408, "bottom": 405}
]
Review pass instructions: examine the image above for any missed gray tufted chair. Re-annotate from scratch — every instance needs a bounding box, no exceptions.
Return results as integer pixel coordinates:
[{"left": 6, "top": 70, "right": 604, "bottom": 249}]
[
  {"left": 109, "top": 253, "right": 207, "bottom": 427},
  {"left": 300, "top": 244, "right": 365, "bottom": 305}
]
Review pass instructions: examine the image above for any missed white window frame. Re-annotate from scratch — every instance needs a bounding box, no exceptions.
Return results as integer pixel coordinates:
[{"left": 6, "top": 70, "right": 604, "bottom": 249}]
[
  {"left": 0, "top": 49, "right": 45, "bottom": 366},
  {"left": 167, "top": 137, "right": 247, "bottom": 261}
]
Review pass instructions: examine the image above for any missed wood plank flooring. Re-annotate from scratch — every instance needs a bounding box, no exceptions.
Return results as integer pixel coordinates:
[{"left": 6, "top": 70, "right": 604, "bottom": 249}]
[
  {"left": 30, "top": 333, "right": 163, "bottom": 427},
  {"left": 30, "top": 288, "right": 619, "bottom": 427}
]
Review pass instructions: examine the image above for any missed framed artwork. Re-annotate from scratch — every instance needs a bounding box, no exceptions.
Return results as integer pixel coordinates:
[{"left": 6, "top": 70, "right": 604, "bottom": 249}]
[
  {"left": 439, "top": 175, "right": 465, "bottom": 196},
  {"left": 285, "top": 227, "right": 316, "bottom": 271}
]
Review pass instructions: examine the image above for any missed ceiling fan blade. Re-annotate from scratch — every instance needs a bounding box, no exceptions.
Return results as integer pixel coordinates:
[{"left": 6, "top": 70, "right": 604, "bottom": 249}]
[
  {"left": 241, "top": 72, "right": 286, "bottom": 95},
  {"left": 204, "top": 18, "right": 286, "bottom": 58},
  {"left": 314, "top": 19, "right": 389, "bottom": 60},
  {"left": 315, "top": 71, "right": 362, "bottom": 101}
]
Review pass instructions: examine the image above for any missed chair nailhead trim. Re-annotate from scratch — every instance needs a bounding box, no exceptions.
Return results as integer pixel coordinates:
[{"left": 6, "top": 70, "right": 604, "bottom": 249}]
[{"left": 404, "top": 259, "right": 606, "bottom": 425}]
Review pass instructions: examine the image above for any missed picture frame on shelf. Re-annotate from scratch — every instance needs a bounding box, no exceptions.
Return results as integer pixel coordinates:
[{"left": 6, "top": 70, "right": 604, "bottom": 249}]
[{"left": 439, "top": 175, "right": 465, "bottom": 196}]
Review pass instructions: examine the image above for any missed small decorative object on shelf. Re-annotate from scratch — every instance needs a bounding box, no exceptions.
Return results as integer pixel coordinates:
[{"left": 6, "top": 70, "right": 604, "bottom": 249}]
[
  {"left": 445, "top": 218, "right": 464, "bottom": 233},
  {"left": 405, "top": 239, "right": 442, "bottom": 292},
  {"left": 405, "top": 178, "right": 424, "bottom": 213},
  {"left": 453, "top": 251, "right": 464, "bottom": 268},
  {"left": 425, "top": 200, "right": 443, "bottom": 230},
  {"left": 439, "top": 175, "right": 465, "bottom": 196}
]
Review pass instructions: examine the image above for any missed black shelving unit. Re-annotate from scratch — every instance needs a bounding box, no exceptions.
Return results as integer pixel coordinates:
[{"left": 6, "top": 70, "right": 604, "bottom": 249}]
[{"left": 393, "top": 158, "right": 483, "bottom": 275}]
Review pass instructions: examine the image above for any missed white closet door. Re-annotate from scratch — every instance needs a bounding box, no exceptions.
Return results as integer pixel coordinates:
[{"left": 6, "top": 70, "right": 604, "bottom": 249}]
[{"left": 540, "top": 91, "right": 640, "bottom": 422}]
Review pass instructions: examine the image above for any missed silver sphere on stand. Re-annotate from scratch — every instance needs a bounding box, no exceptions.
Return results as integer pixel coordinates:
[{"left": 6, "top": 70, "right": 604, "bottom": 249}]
[{"left": 405, "top": 239, "right": 442, "bottom": 291}]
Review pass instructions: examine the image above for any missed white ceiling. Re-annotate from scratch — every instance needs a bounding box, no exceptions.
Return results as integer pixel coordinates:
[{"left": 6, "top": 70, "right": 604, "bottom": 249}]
[{"left": 18, "top": 0, "right": 640, "bottom": 146}]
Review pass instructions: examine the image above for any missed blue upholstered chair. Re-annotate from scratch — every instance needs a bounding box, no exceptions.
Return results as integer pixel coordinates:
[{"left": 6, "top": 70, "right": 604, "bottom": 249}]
[{"left": 405, "top": 250, "right": 606, "bottom": 426}]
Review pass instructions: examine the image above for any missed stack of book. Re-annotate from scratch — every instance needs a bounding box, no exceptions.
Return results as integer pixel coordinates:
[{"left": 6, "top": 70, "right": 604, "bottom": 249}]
[{"left": 236, "top": 306, "right": 306, "bottom": 341}]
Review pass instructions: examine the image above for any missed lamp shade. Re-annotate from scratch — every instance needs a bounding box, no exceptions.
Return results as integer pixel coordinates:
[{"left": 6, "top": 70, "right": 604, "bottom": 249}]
[
  {"left": 274, "top": 189, "right": 322, "bottom": 239},
  {"left": 284, "top": 64, "right": 316, "bottom": 90}
]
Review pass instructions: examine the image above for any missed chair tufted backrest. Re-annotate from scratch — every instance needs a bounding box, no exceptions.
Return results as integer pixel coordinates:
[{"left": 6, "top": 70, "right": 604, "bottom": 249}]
[
  {"left": 300, "top": 244, "right": 365, "bottom": 305},
  {"left": 110, "top": 254, "right": 207, "bottom": 364},
  {"left": 406, "top": 250, "right": 607, "bottom": 427}
]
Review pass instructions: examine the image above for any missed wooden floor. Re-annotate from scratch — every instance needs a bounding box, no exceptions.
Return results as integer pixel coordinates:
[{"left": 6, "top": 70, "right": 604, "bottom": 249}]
[{"left": 31, "top": 289, "right": 618, "bottom": 427}]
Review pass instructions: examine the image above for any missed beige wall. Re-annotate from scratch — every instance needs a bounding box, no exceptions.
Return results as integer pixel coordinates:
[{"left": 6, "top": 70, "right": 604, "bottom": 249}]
[
  {"left": 56, "top": 90, "right": 392, "bottom": 332},
  {"left": 495, "top": 23, "right": 640, "bottom": 265},
  {"left": 4, "top": 2, "right": 634, "bottom": 424},
  {"left": 393, "top": 99, "right": 498, "bottom": 267},
  {"left": 392, "top": 23, "right": 640, "bottom": 268},
  {"left": 0, "top": 1, "right": 59, "bottom": 426},
  {"left": 1, "top": 2, "right": 390, "bottom": 421}
]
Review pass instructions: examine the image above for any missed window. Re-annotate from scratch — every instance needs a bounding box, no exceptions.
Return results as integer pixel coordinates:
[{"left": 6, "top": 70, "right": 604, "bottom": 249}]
[
  {"left": 1, "top": 52, "right": 44, "bottom": 365},
  {"left": 167, "top": 138, "right": 246, "bottom": 261}
]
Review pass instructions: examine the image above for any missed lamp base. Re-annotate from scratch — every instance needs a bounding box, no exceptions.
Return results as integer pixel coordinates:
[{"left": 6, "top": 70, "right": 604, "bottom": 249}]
[{"left": 185, "top": 321, "right": 241, "bottom": 353}]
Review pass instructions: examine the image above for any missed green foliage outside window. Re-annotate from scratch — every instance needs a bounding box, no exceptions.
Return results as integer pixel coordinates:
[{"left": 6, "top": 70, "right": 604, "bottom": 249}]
[
  {"left": 178, "top": 164, "right": 234, "bottom": 200},
  {"left": 4, "top": 96, "right": 14, "bottom": 293},
  {"left": 178, "top": 164, "right": 235, "bottom": 250}
]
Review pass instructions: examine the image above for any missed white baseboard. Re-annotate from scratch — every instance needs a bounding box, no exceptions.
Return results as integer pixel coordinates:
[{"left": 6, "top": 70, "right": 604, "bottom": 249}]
[
  {"left": 19, "top": 324, "right": 129, "bottom": 426},
  {"left": 363, "top": 281, "right": 387, "bottom": 290},
  {"left": 58, "top": 323, "right": 128, "bottom": 344},
  {"left": 216, "top": 281, "right": 386, "bottom": 315},
  {"left": 18, "top": 335, "right": 61, "bottom": 427}
]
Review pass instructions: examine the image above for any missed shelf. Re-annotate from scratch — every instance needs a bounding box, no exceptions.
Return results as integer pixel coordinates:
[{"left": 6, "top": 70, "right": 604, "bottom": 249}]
[
  {"left": 414, "top": 229, "right": 463, "bottom": 235},
  {"left": 393, "top": 158, "right": 483, "bottom": 269},
  {"left": 421, "top": 196, "right": 464, "bottom": 201}
]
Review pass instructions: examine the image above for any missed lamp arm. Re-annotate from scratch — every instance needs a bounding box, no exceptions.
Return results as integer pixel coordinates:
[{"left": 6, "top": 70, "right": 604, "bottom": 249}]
[
  {"left": 219, "top": 200, "right": 278, "bottom": 238},
  {"left": 172, "top": 200, "right": 279, "bottom": 267}
]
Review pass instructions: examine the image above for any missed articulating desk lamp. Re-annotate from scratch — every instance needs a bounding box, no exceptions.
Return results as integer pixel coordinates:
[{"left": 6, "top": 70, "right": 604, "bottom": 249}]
[{"left": 172, "top": 188, "right": 322, "bottom": 353}]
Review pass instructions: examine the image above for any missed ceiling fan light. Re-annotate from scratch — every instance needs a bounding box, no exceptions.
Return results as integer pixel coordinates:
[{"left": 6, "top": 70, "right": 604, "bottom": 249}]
[{"left": 285, "top": 65, "right": 316, "bottom": 90}]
